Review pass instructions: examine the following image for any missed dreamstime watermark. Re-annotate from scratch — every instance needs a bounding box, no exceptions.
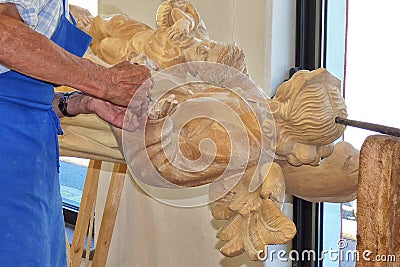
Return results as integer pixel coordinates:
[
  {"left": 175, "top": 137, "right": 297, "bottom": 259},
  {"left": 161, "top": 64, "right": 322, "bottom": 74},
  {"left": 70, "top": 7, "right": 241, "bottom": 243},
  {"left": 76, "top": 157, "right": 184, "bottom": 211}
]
[
  {"left": 122, "top": 61, "right": 276, "bottom": 207},
  {"left": 257, "top": 239, "right": 397, "bottom": 263}
]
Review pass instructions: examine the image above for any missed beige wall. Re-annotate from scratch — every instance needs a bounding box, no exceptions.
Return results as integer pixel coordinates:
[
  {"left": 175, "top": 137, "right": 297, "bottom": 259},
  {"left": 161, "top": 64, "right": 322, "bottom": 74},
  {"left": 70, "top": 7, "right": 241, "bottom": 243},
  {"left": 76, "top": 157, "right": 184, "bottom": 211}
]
[{"left": 95, "top": 1, "right": 296, "bottom": 266}]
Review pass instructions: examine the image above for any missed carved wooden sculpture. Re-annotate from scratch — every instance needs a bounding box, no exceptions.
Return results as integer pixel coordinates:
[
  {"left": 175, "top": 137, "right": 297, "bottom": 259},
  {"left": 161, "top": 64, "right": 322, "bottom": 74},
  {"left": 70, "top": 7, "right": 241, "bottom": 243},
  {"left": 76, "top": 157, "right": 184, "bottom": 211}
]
[
  {"left": 116, "top": 82, "right": 264, "bottom": 188},
  {"left": 64, "top": 1, "right": 359, "bottom": 261},
  {"left": 267, "top": 68, "right": 347, "bottom": 167},
  {"left": 76, "top": 2, "right": 247, "bottom": 73},
  {"left": 211, "top": 162, "right": 296, "bottom": 260},
  {"left": 278, "top": 141, "right": 359, "bottom": 203}
]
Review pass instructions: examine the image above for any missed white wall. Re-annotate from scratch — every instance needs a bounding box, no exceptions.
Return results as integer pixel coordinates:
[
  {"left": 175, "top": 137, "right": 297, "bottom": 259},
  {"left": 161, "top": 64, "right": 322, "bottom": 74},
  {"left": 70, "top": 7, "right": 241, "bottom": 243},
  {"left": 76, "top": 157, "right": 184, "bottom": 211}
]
[
  {"left": 69, "top": 0, "right": 98, "bottom": 16},
  {"left": 97, "top": 165, "right": 263, "bottom": 267},
  {"left": 95, "top": 1, "right": 296, "bottom": 266}
]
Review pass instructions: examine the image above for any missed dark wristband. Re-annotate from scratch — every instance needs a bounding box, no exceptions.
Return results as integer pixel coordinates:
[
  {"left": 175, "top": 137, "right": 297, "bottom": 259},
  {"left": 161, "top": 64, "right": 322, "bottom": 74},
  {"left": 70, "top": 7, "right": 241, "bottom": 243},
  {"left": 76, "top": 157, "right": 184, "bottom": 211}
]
[{"left": 58, "top": 91, "right": 80, "bottom": 117}]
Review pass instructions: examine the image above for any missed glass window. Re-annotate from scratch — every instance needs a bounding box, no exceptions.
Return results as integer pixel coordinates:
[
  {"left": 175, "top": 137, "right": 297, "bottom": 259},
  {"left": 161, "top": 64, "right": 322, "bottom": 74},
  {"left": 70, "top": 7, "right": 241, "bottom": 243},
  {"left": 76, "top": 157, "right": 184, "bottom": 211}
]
[
  {"left": 344, "top": 1, "right": 400, "bottom": 148},
  {"left": 59, "top": 157, "right": 89, "bottom": 211},
  {"left": 323, "top": 1, "right": 400, "bottom": 267},
  {"left": 323, "top": 1, "right": 348, "bottom": 266}
]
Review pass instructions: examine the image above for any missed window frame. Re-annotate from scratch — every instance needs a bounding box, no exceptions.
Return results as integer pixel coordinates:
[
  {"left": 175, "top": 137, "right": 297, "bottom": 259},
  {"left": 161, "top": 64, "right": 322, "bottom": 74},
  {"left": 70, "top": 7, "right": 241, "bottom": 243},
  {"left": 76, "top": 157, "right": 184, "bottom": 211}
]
[{"left": 292, "top": 1, "right": 326, "bottom": 266}]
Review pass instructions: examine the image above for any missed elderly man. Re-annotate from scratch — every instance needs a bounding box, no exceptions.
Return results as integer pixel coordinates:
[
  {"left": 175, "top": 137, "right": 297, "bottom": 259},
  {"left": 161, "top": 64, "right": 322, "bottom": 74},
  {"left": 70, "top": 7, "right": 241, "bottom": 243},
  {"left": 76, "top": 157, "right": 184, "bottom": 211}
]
[{"left": 0, "top": 0, "right": 151, "bottom": 266}]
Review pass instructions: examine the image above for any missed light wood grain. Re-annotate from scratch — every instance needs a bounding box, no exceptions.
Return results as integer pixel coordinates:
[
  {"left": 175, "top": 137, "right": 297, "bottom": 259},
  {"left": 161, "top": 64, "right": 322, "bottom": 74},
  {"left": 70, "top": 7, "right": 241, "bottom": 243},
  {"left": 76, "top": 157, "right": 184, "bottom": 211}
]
[
  {"left": 92, "top": 164, "right": 127, "bottom": 267},
  {"left": 71, "top": 160, "right": 102, "bottom": 267},
  {"left": 357, "top": 135, "right": 400, "bottom": 266}
]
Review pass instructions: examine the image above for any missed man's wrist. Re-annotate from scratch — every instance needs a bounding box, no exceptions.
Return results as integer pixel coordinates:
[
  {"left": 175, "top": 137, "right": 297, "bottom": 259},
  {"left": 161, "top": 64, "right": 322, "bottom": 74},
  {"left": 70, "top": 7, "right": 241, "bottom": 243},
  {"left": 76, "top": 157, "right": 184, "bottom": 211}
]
[
  {"left": 58, "top": 91, "right": 80, "bottom": 117},
  {"left": 58, "top": 91, "right": 93, "bottom": 117}
]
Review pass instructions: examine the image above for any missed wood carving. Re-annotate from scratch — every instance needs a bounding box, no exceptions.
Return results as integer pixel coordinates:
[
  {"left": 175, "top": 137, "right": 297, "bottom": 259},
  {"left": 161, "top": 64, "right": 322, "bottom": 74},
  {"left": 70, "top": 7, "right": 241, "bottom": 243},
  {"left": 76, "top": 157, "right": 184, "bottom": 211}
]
[
  {"left": 132, "top": 83, "right": 262, "bottom": 187},
  {"left": 268, "top": 68, "right": 348, "bottom": 166},
  {"left": 85, "top": 2, "right": 246, "bottom": 73},
  {"left": 65, "top": 1, "right": 359, "bottom": 261},
  {"left": 357, "top": 135, "right": 400, "bottom": 267},
  {"left": 211, "top": 163, "right": 296, "bottom": 260},
  {"left": 278, "top": 141, "right": 359, "bottom": 203}
]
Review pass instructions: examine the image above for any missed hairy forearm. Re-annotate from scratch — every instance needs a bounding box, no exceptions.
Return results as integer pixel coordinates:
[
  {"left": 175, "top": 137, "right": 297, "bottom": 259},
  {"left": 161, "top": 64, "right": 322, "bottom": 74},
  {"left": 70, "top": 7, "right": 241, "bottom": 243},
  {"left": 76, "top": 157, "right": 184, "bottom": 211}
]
[
  {"left": 0, "top": 3, "right": 151, "bottom": 109},
  {"left": 0, "top": 14, "right": 108, "bottom": 98}
]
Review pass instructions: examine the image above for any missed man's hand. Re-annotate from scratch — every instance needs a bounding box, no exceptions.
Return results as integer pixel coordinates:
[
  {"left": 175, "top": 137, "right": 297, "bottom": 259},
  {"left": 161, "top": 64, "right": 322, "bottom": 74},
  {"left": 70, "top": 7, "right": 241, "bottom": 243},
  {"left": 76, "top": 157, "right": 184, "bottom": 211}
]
[
  {"left": 0, "top": 3, "right": 152, "bottom": 110},
  {"left": 86, "top": 96, "right": 149, "bottom": 131},
  {"left": 102, "top": 62, "right": 152, "bottom": 107},
  {"left": 54, "top": 92, "right": 149, "bottom": 131},
  {"left": 1, "top": 2, "right": 152, "bottom": 129}
]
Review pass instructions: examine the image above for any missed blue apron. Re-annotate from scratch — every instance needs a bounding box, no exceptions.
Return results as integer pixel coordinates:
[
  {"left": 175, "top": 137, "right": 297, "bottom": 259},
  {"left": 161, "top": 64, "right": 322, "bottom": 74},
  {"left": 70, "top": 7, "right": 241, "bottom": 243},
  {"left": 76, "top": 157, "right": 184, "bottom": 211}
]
[{"left": 0, "top": 1, "right": 91, "bottom": 266}]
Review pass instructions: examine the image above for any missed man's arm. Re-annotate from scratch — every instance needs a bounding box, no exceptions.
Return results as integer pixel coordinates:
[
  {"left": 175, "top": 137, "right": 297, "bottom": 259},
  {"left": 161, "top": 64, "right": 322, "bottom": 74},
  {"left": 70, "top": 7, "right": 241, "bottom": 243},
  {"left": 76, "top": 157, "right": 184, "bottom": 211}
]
[
  {"left": 0, "top": 3, "right": 151, "bottom": 107},
  {"left": 52, "top": 91, "right": 147, "bottom": 130}
]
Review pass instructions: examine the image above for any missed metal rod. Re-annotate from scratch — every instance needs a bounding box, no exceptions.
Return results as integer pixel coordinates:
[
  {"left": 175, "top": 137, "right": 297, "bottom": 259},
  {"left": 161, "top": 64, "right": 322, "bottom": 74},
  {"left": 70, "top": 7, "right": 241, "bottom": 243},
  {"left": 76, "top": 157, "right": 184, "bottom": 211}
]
[{"left": 335, "top": 117, "right": 400, "bottom": 137}]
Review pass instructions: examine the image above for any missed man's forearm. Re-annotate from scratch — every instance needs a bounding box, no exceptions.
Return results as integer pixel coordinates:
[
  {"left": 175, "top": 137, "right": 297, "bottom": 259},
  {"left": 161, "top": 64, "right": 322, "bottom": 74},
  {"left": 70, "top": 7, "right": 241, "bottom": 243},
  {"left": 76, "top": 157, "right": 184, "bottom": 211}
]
[
  {"left": 0, "top": 12, "right": 108, "bottom": 98},
  {"left": 0, "top": 3, "right": 151, "bottom": 108}
]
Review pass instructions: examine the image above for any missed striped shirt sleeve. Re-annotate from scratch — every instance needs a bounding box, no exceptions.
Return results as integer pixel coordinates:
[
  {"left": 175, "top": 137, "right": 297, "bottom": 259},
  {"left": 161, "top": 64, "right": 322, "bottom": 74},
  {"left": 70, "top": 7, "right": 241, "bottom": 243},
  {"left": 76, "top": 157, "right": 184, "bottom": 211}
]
[
  {"left": 0, "top": 0, "right": 41, "bottom": 29},
  {"left": 0, "top": 0, "right": 62, "bottom": 73}
]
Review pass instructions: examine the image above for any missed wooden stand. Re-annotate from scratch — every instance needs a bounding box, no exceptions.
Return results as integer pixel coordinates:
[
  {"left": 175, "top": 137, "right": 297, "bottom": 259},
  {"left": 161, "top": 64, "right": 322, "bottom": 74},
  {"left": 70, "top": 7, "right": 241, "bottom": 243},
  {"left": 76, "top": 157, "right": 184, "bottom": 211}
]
[
  {"left": 67, "top": 160, "right": 127, "bottom": 267},
  {"left": 357, "top": 135, "right": 400, "bottom": 266}
]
